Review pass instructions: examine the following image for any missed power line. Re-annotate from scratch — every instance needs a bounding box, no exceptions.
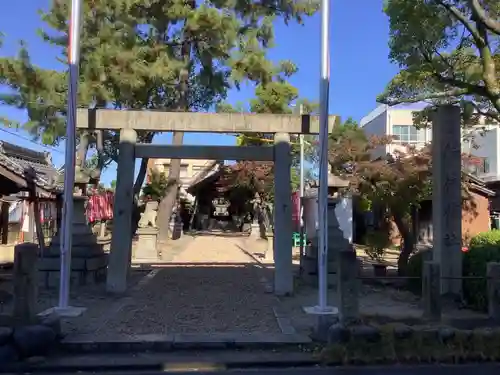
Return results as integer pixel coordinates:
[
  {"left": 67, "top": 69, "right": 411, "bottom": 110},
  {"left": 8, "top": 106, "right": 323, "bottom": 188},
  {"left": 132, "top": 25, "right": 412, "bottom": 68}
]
[{"left": 0, "top": 127, "right": 64, "bottom": 154}]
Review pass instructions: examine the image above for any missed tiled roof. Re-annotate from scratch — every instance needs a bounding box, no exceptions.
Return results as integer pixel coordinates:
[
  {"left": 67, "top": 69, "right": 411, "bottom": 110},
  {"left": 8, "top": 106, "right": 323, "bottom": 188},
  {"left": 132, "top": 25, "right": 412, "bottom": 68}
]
[{"left": 0, "top": 141, "right": 62, "bottom": 193}]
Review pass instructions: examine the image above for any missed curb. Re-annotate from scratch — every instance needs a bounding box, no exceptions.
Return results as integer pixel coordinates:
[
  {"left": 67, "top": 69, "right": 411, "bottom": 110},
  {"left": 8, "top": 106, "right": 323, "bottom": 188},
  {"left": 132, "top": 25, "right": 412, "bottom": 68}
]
[
  {"left": 1, "top": 354, "right": 321, "bottom": 373},
  {"left": 59, "top": 333, "right": 313, "bottom": 354}
]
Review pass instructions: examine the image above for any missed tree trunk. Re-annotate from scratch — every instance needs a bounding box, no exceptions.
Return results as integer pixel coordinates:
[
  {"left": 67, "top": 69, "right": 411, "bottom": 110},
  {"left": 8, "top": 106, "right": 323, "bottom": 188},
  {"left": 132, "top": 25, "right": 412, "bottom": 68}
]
[
  {"left": 392, "top": 212, "right": 415, "bottom": 276},
  {"left": 156, "top": 2, "right": 193, "bottom": 243},
  {"left": 133, "top": 158, "right": 149, "bottom": 196},
  {"left": 157, "top": 131, "right": 185, "bottom": 242}
]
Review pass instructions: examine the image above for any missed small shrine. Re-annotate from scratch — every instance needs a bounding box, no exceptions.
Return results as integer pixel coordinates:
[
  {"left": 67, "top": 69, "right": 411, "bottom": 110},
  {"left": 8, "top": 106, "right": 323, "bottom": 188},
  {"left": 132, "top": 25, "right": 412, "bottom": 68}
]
[
  {"left": 185, "top": 166, "right": 256, "bottom": 233},
  {"left": 0, "top": 141, "right": 62, "bottom": 250}
]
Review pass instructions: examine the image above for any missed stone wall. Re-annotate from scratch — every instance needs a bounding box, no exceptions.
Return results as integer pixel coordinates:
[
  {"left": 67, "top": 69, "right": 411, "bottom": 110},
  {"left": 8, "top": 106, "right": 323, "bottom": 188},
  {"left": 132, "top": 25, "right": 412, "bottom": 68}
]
[{"left": 38, "top": 254, "right": 108, "bottom": 288}]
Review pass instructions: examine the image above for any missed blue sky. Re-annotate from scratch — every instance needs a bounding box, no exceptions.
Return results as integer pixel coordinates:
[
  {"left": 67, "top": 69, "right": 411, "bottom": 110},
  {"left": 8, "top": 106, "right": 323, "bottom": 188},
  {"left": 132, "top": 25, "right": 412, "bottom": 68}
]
[{"left": 0, "top": 0, "right": 399, "bottom": 186}]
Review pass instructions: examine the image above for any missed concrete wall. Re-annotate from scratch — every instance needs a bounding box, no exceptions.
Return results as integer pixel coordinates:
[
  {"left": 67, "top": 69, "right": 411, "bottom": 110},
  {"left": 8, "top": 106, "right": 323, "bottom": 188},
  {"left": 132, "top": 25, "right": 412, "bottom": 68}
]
[
  {"left": 386, "top": 108, "right": 430, "bottom": 155},
  {"left": 463, "top": 191, "right": 491, "bottom": 242},
  {"left": 468, "top": 128, "right": 500, "bottom": 182},
  {"left": 147, "top": 158, "right": 215, "bottom": 189},
  {"left": 360, "top": 105, "right": 388, "bottom": 159},
  {"left": 389, "top": 191, "right": 491, "bottom": 246}
]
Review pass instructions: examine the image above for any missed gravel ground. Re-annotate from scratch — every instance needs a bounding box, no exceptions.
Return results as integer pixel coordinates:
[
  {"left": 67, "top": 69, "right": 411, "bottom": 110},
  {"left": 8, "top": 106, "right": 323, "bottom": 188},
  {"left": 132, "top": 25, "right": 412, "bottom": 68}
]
[
  {"left": 96, "top": 236, "right": 280, "bottom": 337},
  {"left": 0, "top": 266, "right": 149, "bottom": 334},
  {"left": 3, "top": 236, "right": 282, "bottom": 337},
  {"left": 279, "top": 281, "right": 488, "bottom": 335}
]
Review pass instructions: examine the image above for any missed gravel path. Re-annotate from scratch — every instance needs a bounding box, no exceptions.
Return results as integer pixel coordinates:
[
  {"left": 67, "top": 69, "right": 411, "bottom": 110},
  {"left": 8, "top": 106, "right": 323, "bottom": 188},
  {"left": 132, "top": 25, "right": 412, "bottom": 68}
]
[{"left": 85, "top": 236, "right": 280, "bottom": 337}]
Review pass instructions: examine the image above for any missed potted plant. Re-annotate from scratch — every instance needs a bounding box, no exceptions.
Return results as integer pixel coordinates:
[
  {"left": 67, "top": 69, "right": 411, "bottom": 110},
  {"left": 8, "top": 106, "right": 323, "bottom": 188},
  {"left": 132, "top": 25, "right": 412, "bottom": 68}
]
[{"left": 365, "top": 229, "right": 391, "bottom": 277}]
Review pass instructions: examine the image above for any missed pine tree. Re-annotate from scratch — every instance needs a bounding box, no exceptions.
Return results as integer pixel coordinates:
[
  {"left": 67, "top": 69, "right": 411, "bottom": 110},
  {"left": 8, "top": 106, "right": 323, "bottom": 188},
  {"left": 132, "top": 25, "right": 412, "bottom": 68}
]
[{"left": 0, "top": 0, "right": 318, "bottom": 241}]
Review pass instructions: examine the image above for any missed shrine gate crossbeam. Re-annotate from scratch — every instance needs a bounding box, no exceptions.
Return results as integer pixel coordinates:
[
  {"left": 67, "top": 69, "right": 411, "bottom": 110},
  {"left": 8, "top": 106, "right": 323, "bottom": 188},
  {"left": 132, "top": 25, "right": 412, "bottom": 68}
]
[{"left": 76, "top": 108, "right": 339, "bottom": 296}]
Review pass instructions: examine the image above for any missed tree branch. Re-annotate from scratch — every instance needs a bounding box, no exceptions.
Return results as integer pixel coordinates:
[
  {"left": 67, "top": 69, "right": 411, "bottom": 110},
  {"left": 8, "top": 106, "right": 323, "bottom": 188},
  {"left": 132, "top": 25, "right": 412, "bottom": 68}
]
[
  {"left": 435, "top": 0, "right": 485, "bottom": 45},
  {"left": 471, "top": 102, "right": 500, "bottom": 123},
  {"left": 474, "top": 10, "right": 500, "bottom": 113},
  {"left": 382, "top": 88, "right": 469, "bottom": 106},
  {"left": 469, "top": 0, "right": 500, "bottom": 35},
  {"left": 419, "top": 47, "right": 491, "bottom": 98}
]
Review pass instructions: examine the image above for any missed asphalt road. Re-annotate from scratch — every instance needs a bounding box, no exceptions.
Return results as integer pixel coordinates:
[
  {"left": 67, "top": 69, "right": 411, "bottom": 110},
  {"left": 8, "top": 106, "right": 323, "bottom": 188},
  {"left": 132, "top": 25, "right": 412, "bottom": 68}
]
[{"left": 23, "top": 364, "right": 500, "bottom": 375}]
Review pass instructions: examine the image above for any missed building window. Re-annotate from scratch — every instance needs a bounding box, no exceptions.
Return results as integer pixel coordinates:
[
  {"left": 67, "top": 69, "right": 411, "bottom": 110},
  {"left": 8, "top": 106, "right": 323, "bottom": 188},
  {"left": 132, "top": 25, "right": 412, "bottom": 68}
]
[
  {"left": 164, "top": 164, "right": 189, "bottom": 178},
  {"left": 392, "top": 125, "right": 425, "bottom": 143},
  {"left": 464, "top": 157, "right": 490, "bottom": 176},
  {"left": 483, "top": 158, "right": 490, "bottom": 174},
  {"left": 179, "top": 166, "right": 188, "bottom": 178}
]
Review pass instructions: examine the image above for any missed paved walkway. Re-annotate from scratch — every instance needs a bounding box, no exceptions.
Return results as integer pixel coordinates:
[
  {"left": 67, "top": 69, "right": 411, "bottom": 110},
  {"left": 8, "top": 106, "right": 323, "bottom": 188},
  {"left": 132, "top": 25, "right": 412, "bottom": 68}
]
[{"left": 63, "top": 235, "right": 282, "bottom": 338}]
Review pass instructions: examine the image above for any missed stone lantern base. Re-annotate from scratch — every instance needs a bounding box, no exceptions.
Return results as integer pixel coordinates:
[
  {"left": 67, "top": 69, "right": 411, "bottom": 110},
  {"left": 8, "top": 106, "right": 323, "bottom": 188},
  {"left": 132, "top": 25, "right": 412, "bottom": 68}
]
[{"left": 38, "top": 196, "right": 108, "bottom": 288}]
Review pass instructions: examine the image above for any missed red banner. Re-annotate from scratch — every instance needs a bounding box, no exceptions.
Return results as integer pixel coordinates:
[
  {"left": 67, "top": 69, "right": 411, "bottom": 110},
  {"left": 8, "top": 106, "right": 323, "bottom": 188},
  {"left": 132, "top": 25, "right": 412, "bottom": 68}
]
[{"left": 292, "top": 192, "right": 300, "bottom": 231}]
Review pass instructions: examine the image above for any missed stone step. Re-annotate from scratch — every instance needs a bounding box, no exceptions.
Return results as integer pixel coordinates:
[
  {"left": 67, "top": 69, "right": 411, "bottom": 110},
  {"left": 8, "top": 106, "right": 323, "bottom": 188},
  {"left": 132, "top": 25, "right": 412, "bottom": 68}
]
[
  {"left": 59, "top": 332, "right": 313, "bottom": 354},
  {"left": 3, "top": 350, "right": 319, "bottom": 373}
]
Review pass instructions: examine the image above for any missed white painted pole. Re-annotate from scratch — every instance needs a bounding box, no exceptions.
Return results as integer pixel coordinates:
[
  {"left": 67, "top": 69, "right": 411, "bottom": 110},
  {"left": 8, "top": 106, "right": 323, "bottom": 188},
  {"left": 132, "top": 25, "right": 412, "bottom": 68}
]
[
  {"left": 299, "top": 105, "right": 305, "bottom": 200},
  {"left": 58, "top": 0, "right": 83, "bottom": 310},
  {"left": 299, "top": 133, "right": 304, "bottom": 219},
  {"left": 299, "top": 105, "right": 305, "bottom": 273},
  {"left": 317, "top": 0, "right": 331, "bottom": 311}
]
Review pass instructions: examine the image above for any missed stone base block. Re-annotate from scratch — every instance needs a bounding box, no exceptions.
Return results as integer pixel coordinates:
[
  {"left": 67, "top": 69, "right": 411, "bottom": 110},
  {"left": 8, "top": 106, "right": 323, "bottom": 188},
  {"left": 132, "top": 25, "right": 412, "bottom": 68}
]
[
  {"left": 264, "top": 236, "right": 274, "bottom": 262},
  {"left": 300, "top": 270, "right": 338, "bottom": 288},
  {"left": 134, "top": 227, "right": 159, "bottom": 260},
  {"left": 37, "top": 254, "right": 108, "bottom": 289},
  {"left": 301, "top": 256, "right": 337, "bottom": 276},
  {"left": 0, "top": 244, "right": 15, "bottom": 264}
]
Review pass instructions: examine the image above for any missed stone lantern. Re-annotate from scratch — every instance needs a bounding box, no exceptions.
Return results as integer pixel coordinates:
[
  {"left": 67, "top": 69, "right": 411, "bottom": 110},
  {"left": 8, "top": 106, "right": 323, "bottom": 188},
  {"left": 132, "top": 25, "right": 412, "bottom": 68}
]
[{"left": 301, "top": 173, "right": 353, "bottom": 288}]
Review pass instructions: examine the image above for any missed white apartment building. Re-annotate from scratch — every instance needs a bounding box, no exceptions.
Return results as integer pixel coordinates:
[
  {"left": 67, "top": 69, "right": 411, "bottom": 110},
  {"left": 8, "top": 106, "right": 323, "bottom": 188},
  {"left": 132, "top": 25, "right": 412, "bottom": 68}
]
[
  {"left": 466, "top": 127, "right": 500, "bottom": 182},
  {"left": 359, "top": 104, "right": 433, "bottom": 159},
  {"left": 360, "top": 104, "right": 500, "bottom": 181}
]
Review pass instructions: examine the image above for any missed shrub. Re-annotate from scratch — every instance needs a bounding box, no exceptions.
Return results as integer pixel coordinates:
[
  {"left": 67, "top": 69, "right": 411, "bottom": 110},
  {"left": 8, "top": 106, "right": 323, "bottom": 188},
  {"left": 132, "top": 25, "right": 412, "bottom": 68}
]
[
  {"left": 405, "top": 248, "right": 431, "bottom": 295},
  {"left": 463, "top": 230, "right": 500, "bottom": 311},
  {"left": 406, "top": 230, "right": 500, "bottom": 311},
  {"left": 365, "top": 229, "right": 391, "bottom": 262}
]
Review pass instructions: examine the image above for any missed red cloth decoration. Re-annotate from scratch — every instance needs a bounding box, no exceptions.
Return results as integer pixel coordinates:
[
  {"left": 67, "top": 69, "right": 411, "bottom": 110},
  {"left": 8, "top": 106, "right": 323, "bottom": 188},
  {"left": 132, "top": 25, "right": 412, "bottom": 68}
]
[{"left": 86, "top": 192, "right": 114, "bottom": 223}]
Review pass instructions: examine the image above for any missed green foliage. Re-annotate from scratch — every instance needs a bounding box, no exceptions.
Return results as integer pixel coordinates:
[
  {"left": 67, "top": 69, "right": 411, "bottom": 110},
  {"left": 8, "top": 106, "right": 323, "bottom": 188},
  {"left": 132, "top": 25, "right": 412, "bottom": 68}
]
[
  {"left": 379, "top": 0, "right": 500, "bottom": 123},
  {"left": 463, "top": 230, "right": 500, "bottom": 311},
  {"left": 364, "top": 229, "right": 391, "bottom": 262},
  {"left": 406, "top": 230, "right": 500, "bottom": 311},
  {"left": 0, "top": 0, "right": 319, "bottom": 153},
  {"left": 406, "top": 249, "right": 430, "bottom": 294},
  {"left": 142, "top": 171, "right": 174, "bottom": 201},
  {"left": 329, "top": 118, "right": 431, "bottom": 221},
  {"left": 110, "top": 180, "right": 117, "bottom": 190},
  {"left": 219, "top": 93, "right": 318, "bottom": 169},
  {"left": 217, "top": 82, "right": 318, "bottom": 200},
  {"left": 320, "top": 323, "right": 500, "bottom": 365}
]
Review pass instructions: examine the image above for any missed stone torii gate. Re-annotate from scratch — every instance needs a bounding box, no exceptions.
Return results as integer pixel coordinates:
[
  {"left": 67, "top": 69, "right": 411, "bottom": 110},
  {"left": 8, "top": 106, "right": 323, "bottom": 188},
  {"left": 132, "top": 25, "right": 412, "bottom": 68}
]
[{"left": 76, "top": 109, "right": 339, "bottom": 296}]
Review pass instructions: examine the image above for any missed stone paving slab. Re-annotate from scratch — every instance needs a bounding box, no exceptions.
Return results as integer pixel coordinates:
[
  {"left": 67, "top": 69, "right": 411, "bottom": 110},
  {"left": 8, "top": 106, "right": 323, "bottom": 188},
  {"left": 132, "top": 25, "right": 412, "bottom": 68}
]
[{"left": 60, "top": 332, "right": 312, "bottom": 353}]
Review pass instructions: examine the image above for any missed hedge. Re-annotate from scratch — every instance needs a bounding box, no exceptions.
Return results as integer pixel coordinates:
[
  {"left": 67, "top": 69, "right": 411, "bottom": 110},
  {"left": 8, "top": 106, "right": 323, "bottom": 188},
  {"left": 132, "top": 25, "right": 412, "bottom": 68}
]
[
  {"left": 463, "top": 230, "right": 500, "bottom": 311},
  {"left": 406, "top": 230, "right": 500, "bottom": 311}
]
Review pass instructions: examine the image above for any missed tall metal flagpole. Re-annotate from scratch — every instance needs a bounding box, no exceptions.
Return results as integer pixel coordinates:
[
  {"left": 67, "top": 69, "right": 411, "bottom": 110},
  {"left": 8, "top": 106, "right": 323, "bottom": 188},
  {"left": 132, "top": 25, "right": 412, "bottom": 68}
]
[
  {"left": 57, "top": 0, "right": 84, "bottom": 315},
  {"left": 303, "top": 0, "right": 337, "bottom": 330},
  {"left": 317, "top": 0, "right": 332, "bottom": 312}
]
